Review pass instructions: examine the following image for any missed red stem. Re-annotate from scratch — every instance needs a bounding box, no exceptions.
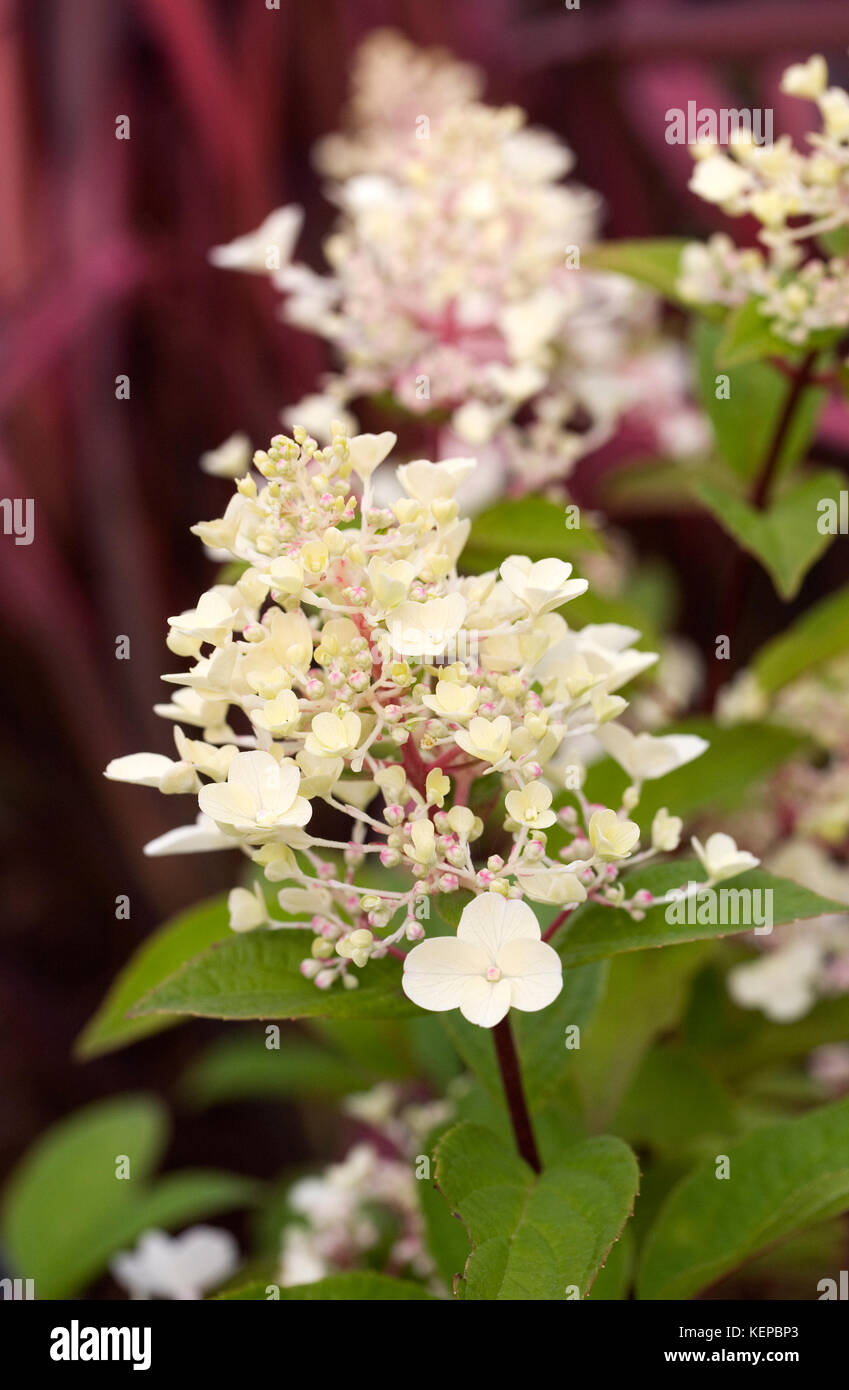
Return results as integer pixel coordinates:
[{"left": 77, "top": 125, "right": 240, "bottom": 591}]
[
  {"left": 492, "top": 1016, "right": 541, "bottom": 1173},
  {"left": 542, "top": 906, "right": 573, "bottom": 943}
]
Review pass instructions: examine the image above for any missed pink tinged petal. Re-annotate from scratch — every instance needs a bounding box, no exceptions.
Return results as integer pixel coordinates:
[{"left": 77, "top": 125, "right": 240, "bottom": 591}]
[
  {"left": 498, "top": 938, "right": 563, "bottom": 1013},
  {"left": 402, "top": 938, "right": 490, "bottom": 1013},
  {"left": 458, "top": 976, "right": 512, "bottom": 1028},
  {"left": 457, "top": 892, "right": 541, "bottom": 955}
]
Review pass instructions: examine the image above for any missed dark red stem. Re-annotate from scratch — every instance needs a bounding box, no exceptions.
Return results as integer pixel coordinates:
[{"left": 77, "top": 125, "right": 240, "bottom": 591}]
[{"left": 492, "top": 1016, "right": 541, "bottom": 1173}]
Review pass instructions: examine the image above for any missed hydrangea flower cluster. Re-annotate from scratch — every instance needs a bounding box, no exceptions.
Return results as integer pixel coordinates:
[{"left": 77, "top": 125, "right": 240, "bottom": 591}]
[
  {"left": 715, "top": 657, "right": 849, "bottom": 1021},
  {"left": 678, "top": 53, "right": 849, "bottom": 346},
  {"left": 278, "top": 1083, "right": 451, "bottom": 1288},
  {"left": 209, "top": 31, "right": 707, "bottom": 496},
  {"left": 106, "top": 422, "right": 755, "bottom": 1019}
]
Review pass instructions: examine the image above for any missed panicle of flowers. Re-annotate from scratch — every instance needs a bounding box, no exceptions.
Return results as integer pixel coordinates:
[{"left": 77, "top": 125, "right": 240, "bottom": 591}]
[
  {"left": 106, "top": 420, "right": 755, "bottom": 1005},
  {"left": 311, "top": 28, "right": 484, "bottom": 181},
  {"left": 209, "top": 30, "right": 701, "bottom": 497},
  {"left": 678, "top": 52, "right": 849, "bottom": 346}
]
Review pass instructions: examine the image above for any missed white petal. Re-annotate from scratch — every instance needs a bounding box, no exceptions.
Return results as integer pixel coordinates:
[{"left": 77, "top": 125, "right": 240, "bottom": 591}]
[
  {"left": 457, "top": 892, "right": 541, "bottom": 955},
  {"left": 458, "top": 976, "right": 512, "bottom": 1028},
  {"left": 143, "top": 815, "right": 235, "bottom": 856},
  {"left": 227, "top": 750, "right": 281, "bottom": 806},
  {"left": 197, "top": 782, "right": 254, "bottom": 828},
  {"left": 498, "top": 938, "right": 563, "bottom": 1013},
  {"left": 402, "top": 937, "right": 490, "bottom": 1012},
  {"left": 105, "top": 753, "right": 175, "bottom": 786}
]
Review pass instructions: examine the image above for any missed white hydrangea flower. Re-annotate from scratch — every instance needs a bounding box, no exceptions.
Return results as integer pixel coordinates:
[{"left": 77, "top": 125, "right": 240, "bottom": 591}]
[
  {"left": 111, "top": 1226, "right": 239, "bottom": 1301},
  {"left": 198, "top": 750, "right": 312, "bottom": 838},
  {"left": 728, "top": 941, "right": 822, "bottom": 1022},
  {"left": 692, "top": 832, "right": 760, "bottom": 882},
  {"left": 111, "top": 419, "right": 745, "bottom": 997},
  {"left": 402, "top": 893, "right": 562, "bottom": 1027},
  {"left": 588, "top": 808, "right": 640, "bottom": 860},
  {"left": 597, "top": 724, "right": 708, "bottom": 783},
  {"left": 499, "top": 555, "right": 588, "bottom": 615},
  {"left": 680, "top": 55, "right": 849, "bottom": 345}
]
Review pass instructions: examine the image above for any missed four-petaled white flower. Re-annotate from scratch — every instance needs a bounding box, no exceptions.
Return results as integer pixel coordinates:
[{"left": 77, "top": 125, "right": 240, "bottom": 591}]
[
  {"left": 111, "top": 1226, "right": 239, "bottom": 1301},
  {"left": 389, "top": 593, "right": 467, "bottom": 659},
  {"left": 304, "top": 711, "right": 362, "bottom": 759},
  {"left": 499, "top": 555, "right": 588, "bottom": 615},
  {"left": 402, "top": 892, "right": 563, "bottom": 1027},
  {"left": 421, "top": 678, "right": 479, "bottom": 719},
  {"left": 692, "top": 832, "right": 759, "bottom": 883},
  {"left": 597, "top": 724, "right": 708, "bottom": 783},
  {"left": 505, "top": 781, "right": 556, "bottom": 829},
  {"left": 397, "top": 457, "right": 476, "bottom": 503},
  {"left": 198, "top": 750, "right": 312, "bottom": 837},
  {"left": 588, "top": 808, "right": 640, "bottom": 860},
  {"left": 454, "top": 714, "right": 512, "bottom": 764}
]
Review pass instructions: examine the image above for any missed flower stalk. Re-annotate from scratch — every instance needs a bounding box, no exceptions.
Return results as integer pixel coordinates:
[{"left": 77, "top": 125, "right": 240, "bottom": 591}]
[{"left": 492, "top": 1016, "right": 541, "bottom": 1173}]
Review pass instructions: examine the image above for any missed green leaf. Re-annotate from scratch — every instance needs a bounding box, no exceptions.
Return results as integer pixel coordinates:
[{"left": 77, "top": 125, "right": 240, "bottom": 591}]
[
  {"left": 462, "top": 496, "right": 602, "bottom": 574},
  {"left": 613, "top": 1045, "right": 738, "bottom": 1154},
  {"left": 554, "top": 862, "right": 844, "bottom": 968},
  {"left": 583, "top": 719, "right": 803, "bottom": 832},
  {"left": 582, "top": 238, "right": 694, "bottom": 304},
  {"left": 752, "top": 584, "right": 849, "bottom": 694},
  {"left": 75, "top": 895, "right": 231, "bottom": 1059},
  {"left": 0, "top": 1095, "right": 254, "bottom": 1298},
  {"left": 434, "top": 1122, "right": 638, "bottom": 1299},
  {"left": 695, "top": 470, "right": 842, "bottom": 599},
  {"left": 113, "top": 1170, "right": 256, "bottom": 1243},
  {"left": 418, "top": 1166, "right": 473, "bottom": 1290},
  {"left": 638, "top": 1097, "right": 849, "bottom": 1299},
  {"left": 575, "top": 942, "right": 714, "bottom": 1127},
  {"left": 179, "top": 1032, "right": 374, "bottom": 1108},
  {"left": 586, "top": 1224, "right": 634, "bottom": 1300},
  {"left": 217, "top": 1273, "right": 437, "bottom": 1300},
  {"left": 694, "top": 320, "right": 824, "bottom": 481},
  {"left": 131, "top": 930, "right": 414, "bottom": 1022},
  {"left": 714, "top": 297, "right": 800, "bottom": 369}
]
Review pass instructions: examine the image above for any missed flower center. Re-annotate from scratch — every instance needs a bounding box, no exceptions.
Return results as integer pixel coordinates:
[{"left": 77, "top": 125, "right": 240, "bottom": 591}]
[{"left": 485, "top": 965, "right": 502, "bottom": 983}]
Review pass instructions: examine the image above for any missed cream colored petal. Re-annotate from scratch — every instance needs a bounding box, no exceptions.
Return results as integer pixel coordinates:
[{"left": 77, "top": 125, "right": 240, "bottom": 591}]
[
  {"left": 105, "top": 753, "right": 175, "bottom": 786},
  {"left": 226, "top": 750, "right": 279, "bottom": 805},
  {"left": 457, "top": 892, "right": 541, "bottom": 954},
  {"left": 458, "top": 976, "right": 512, "bottom": 1028},
  {"left": 197, "top": 782, "right": 255, "bottom": 827},
  {"left": 402, "top": 938, "right": 489, "bottom": 1012},
  {"left": 498, "top": 938, "right": 563, "bottom": 1013}
]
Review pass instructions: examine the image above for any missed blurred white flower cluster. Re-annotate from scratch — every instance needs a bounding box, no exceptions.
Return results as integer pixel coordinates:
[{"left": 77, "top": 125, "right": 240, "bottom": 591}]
[
  {"left": 106, "top": 422, "right": 747, "bottom": 1011},
  {"left": 210, "top": 30, "right": 707, "bottom": 498},
  {"left": 715, "top": 658, "right": 849, "bottom": 1021},
  {"left": 112, "top": 1226, "right": 239, "bottom": 1301},
  {"left": 279, "top": 1083, "right": 452, "bottom": 1287},
  {"left": 679, "top": 53, "right": 849, "bottom": 346}
]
